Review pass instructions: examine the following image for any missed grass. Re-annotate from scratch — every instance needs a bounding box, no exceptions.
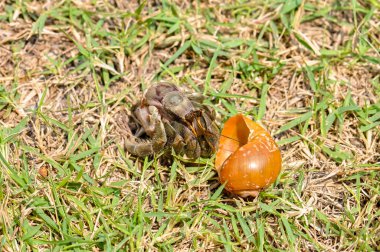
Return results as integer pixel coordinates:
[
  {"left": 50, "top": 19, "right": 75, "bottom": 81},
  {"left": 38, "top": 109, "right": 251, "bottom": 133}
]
[{"left": 0, "top": 0, "right": 379, "bottom": 251}]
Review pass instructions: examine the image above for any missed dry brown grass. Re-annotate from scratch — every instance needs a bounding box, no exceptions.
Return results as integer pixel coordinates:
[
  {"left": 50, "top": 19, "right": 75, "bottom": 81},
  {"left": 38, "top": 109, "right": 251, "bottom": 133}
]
[{"left": 0, "top": 0, "right": 379, "bottom": 251}]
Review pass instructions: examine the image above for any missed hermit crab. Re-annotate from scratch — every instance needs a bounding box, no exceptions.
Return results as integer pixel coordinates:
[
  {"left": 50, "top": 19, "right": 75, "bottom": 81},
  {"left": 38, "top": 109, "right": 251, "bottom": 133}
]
[{"left": 125, "top": 82, "right": 220, "bottom": 159}]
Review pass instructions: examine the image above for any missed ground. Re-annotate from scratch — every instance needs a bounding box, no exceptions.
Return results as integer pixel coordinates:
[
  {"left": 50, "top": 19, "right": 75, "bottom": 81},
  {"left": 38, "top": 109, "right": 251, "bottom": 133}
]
[{"left": 0, "top": 0, "right": 379, "bottom": 251}]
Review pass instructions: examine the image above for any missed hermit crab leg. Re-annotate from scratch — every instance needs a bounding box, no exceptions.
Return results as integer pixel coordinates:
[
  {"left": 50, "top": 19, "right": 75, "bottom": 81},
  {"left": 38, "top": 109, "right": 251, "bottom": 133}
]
[
  {"left": 124, "top": 140, "right": 155, "bottom": 157},
  {"left": 125, "top": 106, "right": 167, "bottom": 157},
  {"left": 172, "top": 122, "right": 201, "bottom": 159},
  {"left": 164, "top": 122, "right": 186, "bottom": 154}
]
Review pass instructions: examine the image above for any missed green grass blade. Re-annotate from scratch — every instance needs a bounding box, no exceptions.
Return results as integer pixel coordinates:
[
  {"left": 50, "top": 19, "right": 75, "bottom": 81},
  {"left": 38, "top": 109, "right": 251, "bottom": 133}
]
[{"left": 276, "top": 111, "right": 313, "bottom": 134}]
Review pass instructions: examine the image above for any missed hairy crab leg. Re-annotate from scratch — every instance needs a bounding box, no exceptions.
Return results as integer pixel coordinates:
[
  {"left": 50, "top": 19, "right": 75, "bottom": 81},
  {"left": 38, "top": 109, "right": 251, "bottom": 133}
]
[{"left": 197, "top": 114, "right": 219, "bottom": 148}]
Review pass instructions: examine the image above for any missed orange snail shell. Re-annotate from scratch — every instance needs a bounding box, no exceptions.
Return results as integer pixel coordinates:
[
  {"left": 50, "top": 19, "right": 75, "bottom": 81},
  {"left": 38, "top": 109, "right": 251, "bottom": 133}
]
[{"left": 215, "top": 114, "right": 282, "bottom": 197}]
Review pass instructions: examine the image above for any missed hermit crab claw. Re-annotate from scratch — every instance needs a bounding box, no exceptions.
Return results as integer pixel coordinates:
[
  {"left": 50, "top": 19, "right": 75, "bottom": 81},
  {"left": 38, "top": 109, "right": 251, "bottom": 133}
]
[{"left": 125, "top": 106, "right": 167, "bottom": 157}]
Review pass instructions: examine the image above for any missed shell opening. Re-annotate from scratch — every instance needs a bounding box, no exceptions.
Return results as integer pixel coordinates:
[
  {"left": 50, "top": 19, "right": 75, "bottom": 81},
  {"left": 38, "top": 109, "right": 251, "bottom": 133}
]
[
  {"left": 221, "top": 114, "right": 252, "bottom": 147},
  {"left": 233, "top": 115, "right": 251, "bottom": 147},
  {"left": 215, "top": 114, "right": 254, "bottom": 172}
]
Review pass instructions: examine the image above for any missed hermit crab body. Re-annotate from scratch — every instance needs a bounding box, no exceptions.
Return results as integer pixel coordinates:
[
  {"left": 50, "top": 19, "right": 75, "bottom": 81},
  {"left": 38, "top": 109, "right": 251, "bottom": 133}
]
[{"left": 125, "top": 82, "right": 219, "bottom": 159}]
